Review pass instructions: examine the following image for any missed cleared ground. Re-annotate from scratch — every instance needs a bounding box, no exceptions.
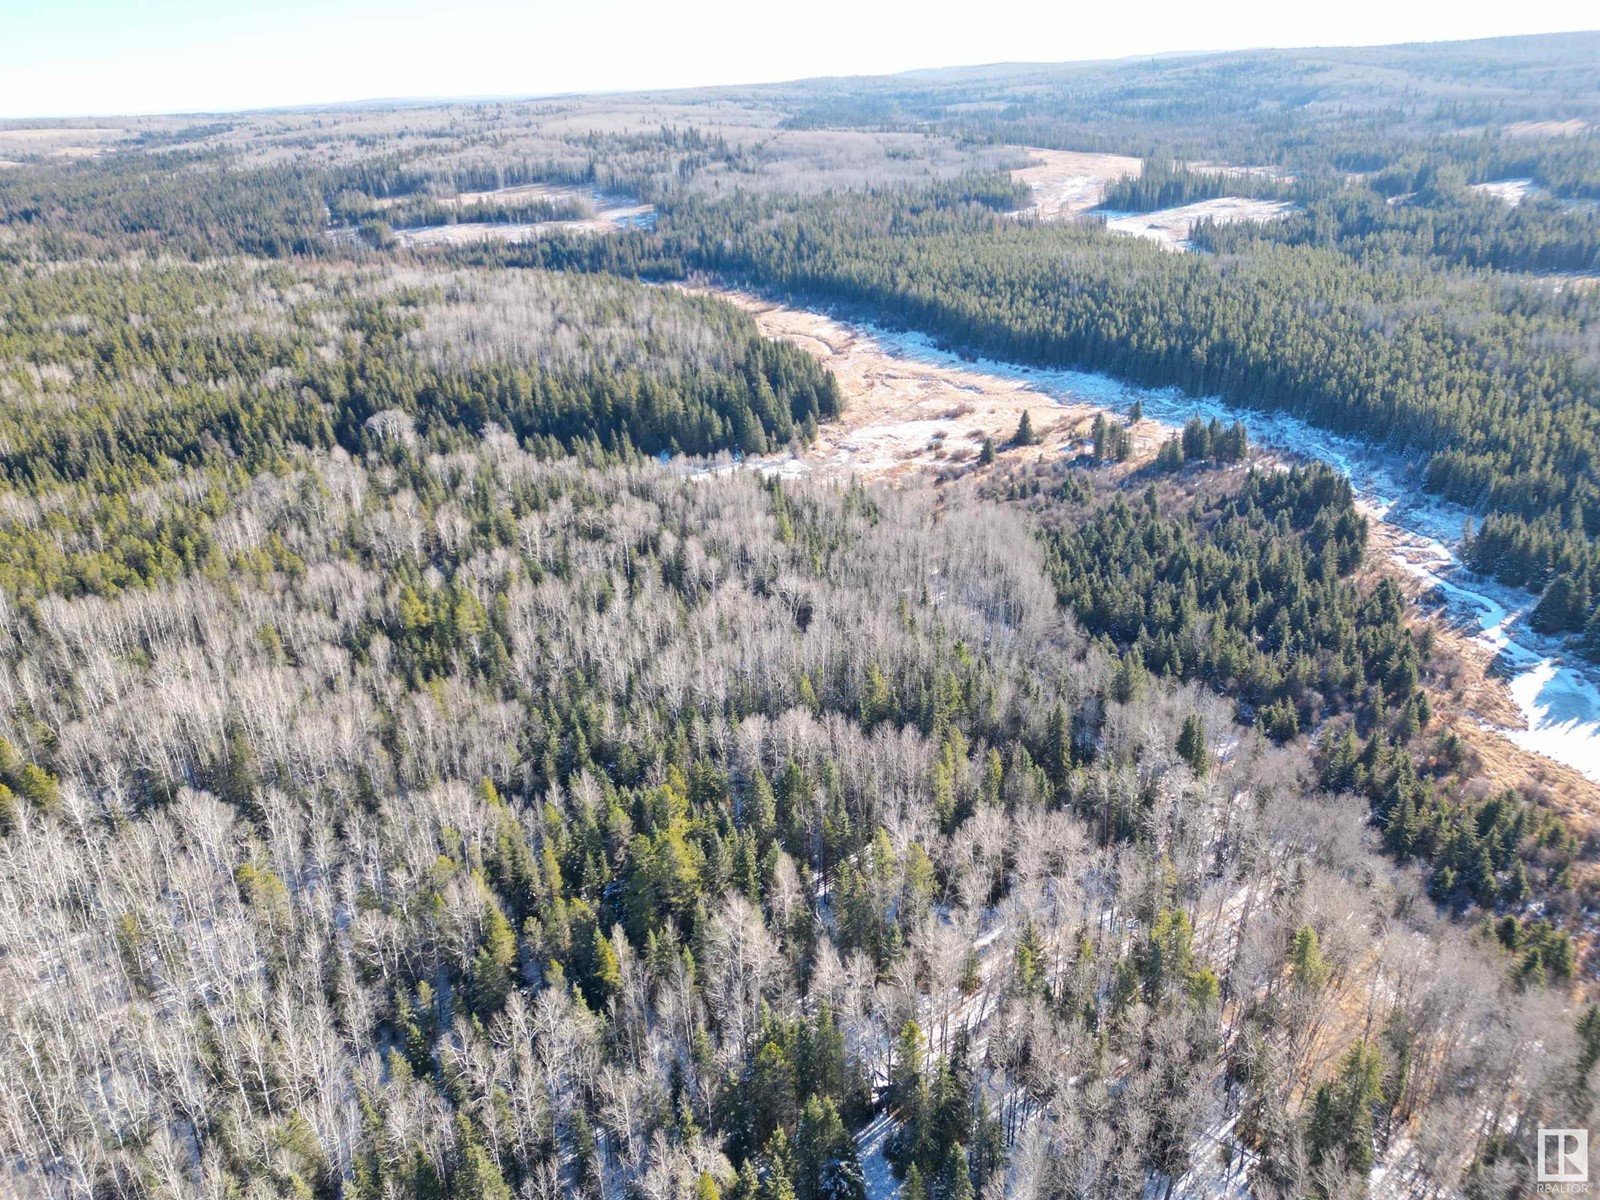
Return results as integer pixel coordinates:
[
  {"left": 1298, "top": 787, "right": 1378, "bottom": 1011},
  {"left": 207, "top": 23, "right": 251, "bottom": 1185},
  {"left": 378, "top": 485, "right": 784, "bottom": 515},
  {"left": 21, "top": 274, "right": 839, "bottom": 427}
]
[
  {"left": 1506, "top": 118, "right": 1593, "bottom": 137},
  {"left": 1009, "top": 147, "right": 1143, "bottom": 221},
  {"left": 1010, "top": 148, "right": 1296, "bottom": 249},
  {"left": 0, "top": 126, "right": 132, "bottom": 159},
  {"left": 1471, "top": 177, "right": 1541, "bottom": 206}
]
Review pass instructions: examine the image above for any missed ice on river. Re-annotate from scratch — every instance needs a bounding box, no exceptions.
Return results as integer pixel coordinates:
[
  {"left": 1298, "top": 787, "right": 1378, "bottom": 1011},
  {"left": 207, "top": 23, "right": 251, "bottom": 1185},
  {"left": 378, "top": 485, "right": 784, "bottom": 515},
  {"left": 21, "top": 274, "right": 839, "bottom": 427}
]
[{"left": 850, "top": 323, "right": 1600, "bottom": 783}]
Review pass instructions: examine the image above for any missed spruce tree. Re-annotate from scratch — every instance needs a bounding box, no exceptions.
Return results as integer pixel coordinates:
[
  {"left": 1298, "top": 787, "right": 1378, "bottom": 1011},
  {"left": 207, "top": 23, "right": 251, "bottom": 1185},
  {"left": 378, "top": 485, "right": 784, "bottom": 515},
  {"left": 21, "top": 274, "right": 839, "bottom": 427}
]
[
  {"left": 1011, "top": 410, "right": 1037, "bottom": 447},
  {"left": 1177, "top": 714, "right": 1207, "bottom": 776}
]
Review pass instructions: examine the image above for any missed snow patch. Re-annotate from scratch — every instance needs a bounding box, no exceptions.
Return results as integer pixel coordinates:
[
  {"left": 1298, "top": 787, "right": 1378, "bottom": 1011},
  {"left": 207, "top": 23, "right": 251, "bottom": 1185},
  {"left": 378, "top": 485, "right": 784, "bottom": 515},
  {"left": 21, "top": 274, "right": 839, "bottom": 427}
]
[
  {"left": 1471, "top": 178, "right": 1541, "bottom": 207},
  {"left": 1099, "top": 198, "right": 1296, "bottom": 252},
  {"left": 855, "top": 1111, "right": 902, "bottom": 1200}
]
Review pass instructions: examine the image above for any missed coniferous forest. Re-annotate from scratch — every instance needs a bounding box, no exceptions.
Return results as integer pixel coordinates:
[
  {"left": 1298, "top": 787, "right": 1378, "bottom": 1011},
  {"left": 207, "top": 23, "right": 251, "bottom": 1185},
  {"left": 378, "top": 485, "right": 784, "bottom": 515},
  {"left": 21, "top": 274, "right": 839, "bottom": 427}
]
[{"left": 0, "top": 29, "right": 1597, "bottom": 1200}]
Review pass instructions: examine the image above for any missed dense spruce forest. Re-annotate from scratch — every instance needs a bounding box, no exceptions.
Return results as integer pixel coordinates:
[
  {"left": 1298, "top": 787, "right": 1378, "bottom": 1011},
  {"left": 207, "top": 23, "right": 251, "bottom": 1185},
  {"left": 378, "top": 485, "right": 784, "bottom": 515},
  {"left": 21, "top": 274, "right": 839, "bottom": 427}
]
[
  {"left": 1, "top": 28, "right": 1598, "bottom": 1200},
  {"left": 1191, "top": 178, "right": 1600, "bottom": 274},
  {"left": 1004, "top": 459, "right": 1578, "bottom": 975},
  {"left": 1101, "top": 160, "right": 1286, "bottom": 213}
]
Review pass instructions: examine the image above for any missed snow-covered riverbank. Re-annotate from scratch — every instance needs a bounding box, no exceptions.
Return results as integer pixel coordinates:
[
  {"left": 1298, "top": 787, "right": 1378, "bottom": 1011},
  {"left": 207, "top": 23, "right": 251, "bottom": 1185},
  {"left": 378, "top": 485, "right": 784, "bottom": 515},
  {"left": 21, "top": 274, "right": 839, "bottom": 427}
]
[{"left": 778, "top": 310, "right": 1600, "bottom": 782}]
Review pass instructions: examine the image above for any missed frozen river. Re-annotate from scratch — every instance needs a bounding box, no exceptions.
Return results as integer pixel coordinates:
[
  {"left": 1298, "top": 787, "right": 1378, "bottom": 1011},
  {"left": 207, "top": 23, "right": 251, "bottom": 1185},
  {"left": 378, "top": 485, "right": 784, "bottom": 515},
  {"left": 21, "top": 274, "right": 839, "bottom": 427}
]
[{"left": 846, "top": 321, "right": 1600, "bottom": 782}]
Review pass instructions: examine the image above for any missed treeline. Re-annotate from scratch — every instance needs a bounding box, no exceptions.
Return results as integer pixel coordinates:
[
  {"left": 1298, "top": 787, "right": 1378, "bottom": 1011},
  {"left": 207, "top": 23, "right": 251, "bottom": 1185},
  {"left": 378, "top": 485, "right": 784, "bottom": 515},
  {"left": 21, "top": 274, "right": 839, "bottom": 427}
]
[
  {"left": 1461, "top": 512, "right": 1600, "bottom": 651},
  {"left": 339, "top": 192, "right": 586, "bottom": 228},
  {"left": 0, "top": 150, "right": 611, "bottom": 261},
  {"left": 1032, "top": 463, "right": 1404, "bottom": 743},
  {"left": 1154, "top": 416, "right": 1249, "bottom": 471},
  {"left": 1101, "top": 157, "right": 1285, "bottom": 212},
  {"left": 1194, "top": 177, "right": 1600, "bottom": 274},
  {"left": 1366, "top": 137, "right": 1600, "bottom": 203},
  {"left": 329, "top": 188, "right": 593, "bottom": 231},
  {"left": 322, "top": 304, "right": 837, "bottom": 462},
  {"left": 0, "top": 151, "right": 329, "bottom": 258},
  {"left": 1320, "top": 724, "right": 1578, "bottom": 985},
  {"left": 771, "top": 37, "right": 1600, "bottom": 198},
  {"left": 329, "top": 151, "right": 592, "bottom": 202}
]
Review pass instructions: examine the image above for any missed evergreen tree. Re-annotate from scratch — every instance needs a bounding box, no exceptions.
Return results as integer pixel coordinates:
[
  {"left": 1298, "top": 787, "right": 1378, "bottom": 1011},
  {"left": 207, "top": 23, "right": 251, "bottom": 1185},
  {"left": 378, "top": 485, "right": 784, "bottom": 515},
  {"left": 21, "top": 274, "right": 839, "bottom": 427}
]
[
  {"left": 453, "top": 1116, "right": 514, "bottom": 1200},
  {"left": 1011, "top": 411, "right": 1037, "bottom": 447},
  {"left": 1177, "top": 714, "right": 1207, "bottom": 776}
]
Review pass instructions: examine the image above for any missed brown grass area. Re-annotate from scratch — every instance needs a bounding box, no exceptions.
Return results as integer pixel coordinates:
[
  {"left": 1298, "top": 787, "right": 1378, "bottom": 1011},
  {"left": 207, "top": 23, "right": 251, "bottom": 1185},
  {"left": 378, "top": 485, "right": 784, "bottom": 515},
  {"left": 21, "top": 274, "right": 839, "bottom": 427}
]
[
  {"left": 0, "top": 126, "right": 131, "bottom": 159},
  {"left": 1360, "top": 521, "right": 1522, "bottom": 726},
  {"left": 701, "top": 289, "right": 1152, "bottom": 480},
  {"left": 1010, "top": 147, "right": 1142, "bottom": 221}
]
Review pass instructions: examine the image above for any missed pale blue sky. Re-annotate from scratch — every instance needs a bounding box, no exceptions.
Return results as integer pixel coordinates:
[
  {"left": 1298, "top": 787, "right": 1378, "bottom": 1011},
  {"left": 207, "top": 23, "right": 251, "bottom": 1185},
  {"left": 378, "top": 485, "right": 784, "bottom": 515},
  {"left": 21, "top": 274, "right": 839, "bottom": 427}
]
[{"left": 1, "top": 0, "right": 1595, "bottom": 118}]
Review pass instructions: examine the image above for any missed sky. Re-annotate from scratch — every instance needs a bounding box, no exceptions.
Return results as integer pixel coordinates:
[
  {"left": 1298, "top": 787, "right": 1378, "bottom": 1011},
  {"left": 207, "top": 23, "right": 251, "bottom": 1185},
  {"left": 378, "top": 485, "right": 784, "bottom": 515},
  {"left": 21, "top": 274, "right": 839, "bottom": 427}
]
[{"left": 1, "top": 0, "right": 1596, "bottom": 119}]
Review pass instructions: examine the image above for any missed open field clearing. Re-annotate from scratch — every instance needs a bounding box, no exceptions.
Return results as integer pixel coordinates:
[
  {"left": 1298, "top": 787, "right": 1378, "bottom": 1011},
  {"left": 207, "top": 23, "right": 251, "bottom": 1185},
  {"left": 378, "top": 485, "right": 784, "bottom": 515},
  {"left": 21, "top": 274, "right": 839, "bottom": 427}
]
[
  {"left": 1009, "top": 146, "right": 1143, "bottom": 220},
  {"left": 383, "top": 190, "right": 654, "bottom": 246},
  {"left": 1472, "top": 177, "right": 1542, "bottom": 205},
  {"left": 1101, "top": 196, "right": 1297, "bottom": 249},
  {"left": 0, "top": 126, "right": 132, "bottom": 159},
  {"left": 705, "top": 290, "right": 1139, "bottom": 479},
  {"left": 1506, "top": 118, "right": 1593, "bottom": 136}
]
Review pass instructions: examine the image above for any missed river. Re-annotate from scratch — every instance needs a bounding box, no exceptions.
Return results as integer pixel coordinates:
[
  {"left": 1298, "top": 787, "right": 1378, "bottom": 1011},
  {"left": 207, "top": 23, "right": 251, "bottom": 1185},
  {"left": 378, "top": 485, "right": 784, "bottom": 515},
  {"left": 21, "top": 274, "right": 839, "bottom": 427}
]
[{"left": 773, "top": 311, "right": 1600, "bottom": 783}]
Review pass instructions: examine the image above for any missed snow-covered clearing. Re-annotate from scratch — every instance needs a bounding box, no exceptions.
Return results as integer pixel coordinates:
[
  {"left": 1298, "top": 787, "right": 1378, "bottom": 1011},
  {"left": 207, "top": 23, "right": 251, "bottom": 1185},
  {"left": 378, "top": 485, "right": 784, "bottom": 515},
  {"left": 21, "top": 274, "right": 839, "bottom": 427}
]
[
  {"left": 1008, "top": 149, "right": 1297, "bottom": 246},
  {"left": 1100, "top": 197, "right": 1296, "bottom": 251},
  {"left": 1010, "top": 147, "right": 1143, "bottom": 222},
  {"left": 0, "top": 126, "right": 131, "bottom": 159},
  {"left": 1505, "top": 119, "right": 1592, "bottom": 138},
  {"left": 1470, "top": 178, "right": 1541, "bottom": 207},
  {"left": 374, "top": 186, "right": 654, "bottom": 246}
]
